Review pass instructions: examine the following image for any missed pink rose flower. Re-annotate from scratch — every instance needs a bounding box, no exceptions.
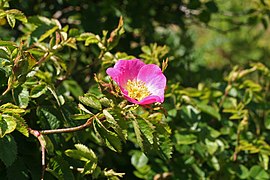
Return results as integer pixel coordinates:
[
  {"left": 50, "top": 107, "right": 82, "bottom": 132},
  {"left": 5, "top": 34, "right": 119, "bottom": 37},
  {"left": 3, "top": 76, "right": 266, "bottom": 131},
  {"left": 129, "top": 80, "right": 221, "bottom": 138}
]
[{"left": 106, "top": 59, "right": 166, "bottom": 105}]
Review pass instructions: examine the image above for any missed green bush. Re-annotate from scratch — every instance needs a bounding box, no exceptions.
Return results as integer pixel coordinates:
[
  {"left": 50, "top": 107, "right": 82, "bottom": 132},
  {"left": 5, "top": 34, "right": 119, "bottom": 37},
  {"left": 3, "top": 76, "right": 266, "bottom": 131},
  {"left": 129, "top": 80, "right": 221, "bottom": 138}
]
[{"left": 1, "top": 0, "right": 270, "bottom": 179}]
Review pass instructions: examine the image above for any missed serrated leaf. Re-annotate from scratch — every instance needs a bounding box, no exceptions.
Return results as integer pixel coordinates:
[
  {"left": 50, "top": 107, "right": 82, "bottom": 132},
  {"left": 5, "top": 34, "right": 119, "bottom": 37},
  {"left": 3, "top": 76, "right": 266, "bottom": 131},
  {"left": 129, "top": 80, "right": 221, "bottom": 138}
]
[
  {"left": 0, "top": 103, "right": 25, "bottom": 114},
  {"left": 30, "top": 83, "right": 47, "bottom": 98},
  {"left": 18, "top": 87, "right": 29, "bottom": 108},
  {"left": 136, "top": 117, "right": 155, "bottom": 144},
  {"left": 65, "top": 144, "right": 97, "bottom": 162},
  {"left": 37, "top": 107, "right": 61, "bottom": 129},
  {"left": 11, "top": 114, "right": 28, "bottom": 137},
  {"left": 132, "top": 120, "right": 143, "bottom": 149},
  {"left": 93, "top": 118, "right": 122, "bottom": 152},
  {"left": 155, "top": 123, "right": 173, "bottom": 159},
  {"left": 0, "top": 135, "right": 17, "bottom": 167},
  {"left": 103, "top": 109, "right": 126, "bottom": 142},
  {"left": 79, "top": 94, "right": 102, "bottom": 110},
  {"left": 0, "top": 114, "right": 17, "bottom": 137},
  {"left": 13, "top": 114, "right": 29, "bottom": 137}
]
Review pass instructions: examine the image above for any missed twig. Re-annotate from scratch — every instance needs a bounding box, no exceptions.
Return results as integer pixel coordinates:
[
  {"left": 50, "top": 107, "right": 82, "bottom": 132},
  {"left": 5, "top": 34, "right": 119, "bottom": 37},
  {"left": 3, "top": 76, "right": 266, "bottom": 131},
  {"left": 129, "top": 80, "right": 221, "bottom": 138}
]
[
  {"left": 40, "top": 116, "right": 102, "bottom": 135},
  {"left": 28, "top": 128, "right": 46, "bottom": 180}
]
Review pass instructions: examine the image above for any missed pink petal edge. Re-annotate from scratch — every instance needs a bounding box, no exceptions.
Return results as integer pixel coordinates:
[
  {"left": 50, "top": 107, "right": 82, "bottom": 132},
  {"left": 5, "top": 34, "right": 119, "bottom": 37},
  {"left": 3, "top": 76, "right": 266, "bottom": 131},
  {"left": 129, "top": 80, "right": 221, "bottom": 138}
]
[{"left": 137, "top": 64, "right": 166, "bottom": 99}]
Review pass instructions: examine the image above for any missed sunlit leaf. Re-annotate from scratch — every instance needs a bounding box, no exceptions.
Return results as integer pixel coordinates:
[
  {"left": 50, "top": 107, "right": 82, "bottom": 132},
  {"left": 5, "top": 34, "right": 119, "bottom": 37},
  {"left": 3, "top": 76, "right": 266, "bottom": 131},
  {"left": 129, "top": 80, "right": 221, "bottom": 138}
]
[
  {"left": 30, "top": 83, "right": 47, "bottom": 98},
  {"left": 79, "top": 94, "right": 102, "bottom": 110}
]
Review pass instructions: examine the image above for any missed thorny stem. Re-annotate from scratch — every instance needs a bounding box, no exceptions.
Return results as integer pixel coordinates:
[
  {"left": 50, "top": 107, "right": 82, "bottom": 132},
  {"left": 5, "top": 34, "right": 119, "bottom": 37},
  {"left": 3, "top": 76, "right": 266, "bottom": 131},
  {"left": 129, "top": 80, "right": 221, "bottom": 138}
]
[{"left": 28, "top": 115, "right": 106, "bottom": 179}]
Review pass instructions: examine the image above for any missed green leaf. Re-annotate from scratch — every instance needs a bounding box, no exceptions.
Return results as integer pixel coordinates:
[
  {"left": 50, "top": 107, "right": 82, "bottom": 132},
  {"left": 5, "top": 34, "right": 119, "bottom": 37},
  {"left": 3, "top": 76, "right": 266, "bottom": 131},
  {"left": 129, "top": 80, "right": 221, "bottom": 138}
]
[
  {"left": 83, "top": 161, "right": 98, "bottom": 175},
  {"left": 85, "top": 35, "right": 99, "bottom": 46},
  {"left": 6, "top": 14, "right": 15, "bottom": 28},
  {"left": 131, "top": 151, "right": 148, "bottom": 169},
  {"left": 70, "top": 113, "right": 92, "bottom": 121},
  {"left": 132, "top": 120, "right": 143, "bottom": 149},
  {"left": 155, "top": 122, "right": 173, "bottom": 159},
  {"left": 79, "top": 94, "right": 102, "bottom": 110},
  {"left": 196, "top": 102, "right": 221, "bottom": 120},
  {"left": 11, "top": 114, "right": 29, "bottom": 137},
  {"left": 0, "top": 103, "right": 25, "bottom": 114},
  {"left": 260, "top": 154, "right": 269, "bottom": 170},
  {"left": 0, "top": 114, "right": 17, "bottom": 137},
  {"left": 0, "top": 115, "right": 8, "bottom": 138},
  {"left": 30, "top": 83, "right": 47, "bottom": 98},
  {"left": 210, "top": 156, "right": 220, "bottom": 171},
  {"left": 6, "top": 9, "right": 27, "bottom": 23},
  {"left": 235, "top": 165, "right": 249, "bottom": 179},
  {"left": 205, "top": 139, "right": 218, "bottom": 155},
  {"left": 65, "top": 144, "right": 97, "bottom": 162},
  {"left": 63, "top": 80, "right": 84, "bottom": 98},
  {"left": 18, "top": 87, "right": 29, "bottom": 108},
  {"left": 0, "top": 9, "right": 6, "bottom": 18},
  {"left": 37, "top": 107, "right": 61, "bottom": 129},
  {"left": 265, "top": 111, "right": 270, "bottom": 130},
  {"left": 175, "top": 133, "right": 197, "bottom": 145},
  {"left": 0, "top": 135, "right": 17, "bottom": 167},
  {"left": 38, "top": 25, "right": 59, "bottom": 42},
  {"left": 0, "top": 40, "right": 17, "bottom": 47},
  {"left": 249, "top": 165, "right": 269, "bottom": 179},
  {"left": 77, "top": 32, "right": 96, "bottom": 41},
  {"left": 103, "top": 109, "right": 126, "bottom": 142},
  {"left": 47, "top": 156, "right": 74, "bottom": 180},
  {"left": 93, "top": 118, "right": 122, "bottom": 152},
  {"left": 136, "top": 117, "right": 155, "bottom": 144}
]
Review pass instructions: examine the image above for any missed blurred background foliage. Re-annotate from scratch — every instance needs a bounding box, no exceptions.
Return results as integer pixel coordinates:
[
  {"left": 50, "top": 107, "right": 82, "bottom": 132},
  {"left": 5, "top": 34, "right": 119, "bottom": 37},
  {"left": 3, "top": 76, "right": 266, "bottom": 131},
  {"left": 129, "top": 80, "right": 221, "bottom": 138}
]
[{"left": 1, "top": 0, "right": 270, "bottom": 179}]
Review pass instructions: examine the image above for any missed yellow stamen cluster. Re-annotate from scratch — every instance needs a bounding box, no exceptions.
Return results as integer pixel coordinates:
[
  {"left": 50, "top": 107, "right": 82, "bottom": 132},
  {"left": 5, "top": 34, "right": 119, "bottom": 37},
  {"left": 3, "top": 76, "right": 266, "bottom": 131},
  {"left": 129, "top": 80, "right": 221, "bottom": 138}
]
[{"left": 126, "top": 79, "right": 151, "bottom": 101}]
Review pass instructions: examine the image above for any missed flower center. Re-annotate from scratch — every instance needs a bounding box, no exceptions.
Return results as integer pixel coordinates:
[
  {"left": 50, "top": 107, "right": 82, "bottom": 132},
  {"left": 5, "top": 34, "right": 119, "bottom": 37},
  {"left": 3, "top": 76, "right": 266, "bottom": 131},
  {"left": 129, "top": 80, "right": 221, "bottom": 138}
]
[{"left": 126, "top": 79, "right": 151, "bottom": 101}]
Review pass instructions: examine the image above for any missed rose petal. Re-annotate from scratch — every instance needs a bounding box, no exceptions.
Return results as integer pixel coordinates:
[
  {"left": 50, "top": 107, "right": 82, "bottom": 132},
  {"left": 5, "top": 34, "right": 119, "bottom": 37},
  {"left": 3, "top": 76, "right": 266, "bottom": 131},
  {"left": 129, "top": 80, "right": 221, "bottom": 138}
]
[
  {"left": 138, "top": 95, "right": 162, "bottom": 105},
  {"left": 137, "top": 64, "right": 166, "bottom": 101},
  {"left": 106, "top": 59, "right": 145, "bottom": 88}
]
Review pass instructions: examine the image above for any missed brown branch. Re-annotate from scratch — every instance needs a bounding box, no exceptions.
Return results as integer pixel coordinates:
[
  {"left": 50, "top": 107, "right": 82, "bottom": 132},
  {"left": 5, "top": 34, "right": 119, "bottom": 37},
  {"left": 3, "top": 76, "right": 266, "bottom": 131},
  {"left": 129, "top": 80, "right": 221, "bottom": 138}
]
[
  {"left": 40, "top": 116, "right": 102, "bottom": 135},
  {"left": 28, "top": 128, "right": 46, "bottom": 180}
]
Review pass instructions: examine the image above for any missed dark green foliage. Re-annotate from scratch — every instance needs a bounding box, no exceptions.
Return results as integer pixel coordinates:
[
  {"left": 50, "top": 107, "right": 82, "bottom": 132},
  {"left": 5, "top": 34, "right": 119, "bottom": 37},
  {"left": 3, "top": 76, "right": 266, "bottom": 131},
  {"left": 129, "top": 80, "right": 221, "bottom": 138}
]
[{"left": 0, "top": 0, "right": 270, "bottom": 179}]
